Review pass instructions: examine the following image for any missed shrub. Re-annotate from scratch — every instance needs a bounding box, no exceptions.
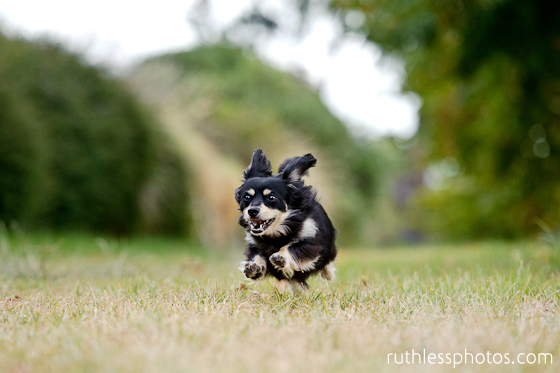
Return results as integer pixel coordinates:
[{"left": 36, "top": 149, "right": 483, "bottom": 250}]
[{"left": 0, "top": 34, "right": 189, "bottom": 235}]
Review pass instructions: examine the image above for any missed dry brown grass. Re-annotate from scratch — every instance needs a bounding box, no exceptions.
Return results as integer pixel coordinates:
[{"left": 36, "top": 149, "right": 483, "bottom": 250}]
[{"left": 1, "top": 235, "right": 559, "bottom": 372}]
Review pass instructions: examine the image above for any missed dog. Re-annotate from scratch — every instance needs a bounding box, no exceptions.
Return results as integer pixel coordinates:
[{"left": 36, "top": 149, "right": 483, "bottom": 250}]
[{"left": 235, "top": 149, "right": 337, "bottom": 291}]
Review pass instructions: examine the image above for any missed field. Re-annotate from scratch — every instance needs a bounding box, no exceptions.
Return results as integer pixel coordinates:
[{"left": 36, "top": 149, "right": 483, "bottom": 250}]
[{"left": 1, "top": 232, "right": 560, "bottom": 372}]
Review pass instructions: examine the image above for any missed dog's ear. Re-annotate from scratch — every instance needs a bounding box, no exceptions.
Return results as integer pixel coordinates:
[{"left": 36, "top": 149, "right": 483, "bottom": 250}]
[
  {"left": 279, "top": 153, "right": 317, "bottom": 183},
  {"left": 278, "top": 157, "right": 296, "bottom": 174},
  {"left": 243, "top": 149, "right": 273, "bottom": 179},
  {"left": 234, "top": 186, "right": 241, "bottom": 204}
]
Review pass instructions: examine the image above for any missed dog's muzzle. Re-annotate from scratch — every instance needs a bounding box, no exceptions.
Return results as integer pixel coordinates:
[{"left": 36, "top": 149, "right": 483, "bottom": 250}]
[{"left": 248, "top": 218, "right": 276, "bottom": 234}]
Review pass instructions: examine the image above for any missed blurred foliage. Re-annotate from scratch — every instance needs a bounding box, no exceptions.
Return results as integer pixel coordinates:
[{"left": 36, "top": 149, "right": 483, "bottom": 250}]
[
  {"left": 0, "top": 34, "right": 190, "bottom": 236},
  {"left": 135, "top": 45, "right": 386, "bottom": 244},
  {"left": 331, "top": 0, "right": 560, "bottom": 239},
  {"left": 0, "top": 84, "right": 49, "bottom": 226},
  {"left": 154, "top": 45, "right": 377, "bottom": 176}
]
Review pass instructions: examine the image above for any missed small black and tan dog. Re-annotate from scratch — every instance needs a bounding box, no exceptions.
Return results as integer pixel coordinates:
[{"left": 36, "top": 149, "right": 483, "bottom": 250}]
[{"left": 235, "top": 149, "right": 337, "bottom": 291}]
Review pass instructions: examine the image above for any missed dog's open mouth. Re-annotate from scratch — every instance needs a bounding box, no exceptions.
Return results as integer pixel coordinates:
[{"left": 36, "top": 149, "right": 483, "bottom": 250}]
[{"left": 249, "top": 218, "right": 275, "bottom": 234}]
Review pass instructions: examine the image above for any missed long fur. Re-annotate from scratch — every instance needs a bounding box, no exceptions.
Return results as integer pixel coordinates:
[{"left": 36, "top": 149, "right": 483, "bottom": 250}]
[{"left": 236, "top": 149, "right": 337, "bottom": 289}]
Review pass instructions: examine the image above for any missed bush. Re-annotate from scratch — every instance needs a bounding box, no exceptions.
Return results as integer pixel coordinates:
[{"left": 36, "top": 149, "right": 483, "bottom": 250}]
[
  {"left": 0, "top": 85, "right": 49, "bottom": 226},
  {"left": 0, "top": 34, "right": 189, "bottom": 235}
]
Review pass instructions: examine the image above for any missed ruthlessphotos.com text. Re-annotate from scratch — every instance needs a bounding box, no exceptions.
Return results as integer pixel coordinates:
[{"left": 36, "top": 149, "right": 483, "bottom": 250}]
[{"left": 388, "top": 349, "right": 552, "bottom": 369}]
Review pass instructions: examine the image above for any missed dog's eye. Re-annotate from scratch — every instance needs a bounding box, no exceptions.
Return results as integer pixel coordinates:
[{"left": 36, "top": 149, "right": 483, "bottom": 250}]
[
  {"left": 267, "top": 195, "right": 276, "bottom": 201},
  {"left": 244, "top": 194, "right": 252, "bottom": 201}
]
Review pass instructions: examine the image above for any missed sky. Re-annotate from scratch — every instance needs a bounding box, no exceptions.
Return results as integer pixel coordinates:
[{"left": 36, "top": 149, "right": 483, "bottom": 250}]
[{"left": 0, "top": 0, "right": 420, "bottom": 139}]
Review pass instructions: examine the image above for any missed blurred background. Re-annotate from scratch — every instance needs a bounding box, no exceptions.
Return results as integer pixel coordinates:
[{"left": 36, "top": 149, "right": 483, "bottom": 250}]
[{"left": 1, "top": 0, "right": 559, "bottom": 248}]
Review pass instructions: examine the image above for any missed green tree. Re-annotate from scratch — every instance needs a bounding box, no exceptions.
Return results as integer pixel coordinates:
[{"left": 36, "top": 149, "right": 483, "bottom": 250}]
[
  {"left": 0, "top": 34, "right": 190, "bottom": 235},
  {"left": 0, "top": 85, "right": 49, "bottom": 226},
  {"left": 332, "top": 0, "right": 560, "bottom": 238}
]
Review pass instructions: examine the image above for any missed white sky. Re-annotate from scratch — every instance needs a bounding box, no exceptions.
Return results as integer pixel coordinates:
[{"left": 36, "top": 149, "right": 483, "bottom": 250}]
[{"left": 0, "top": 0, "right": 420, "bottom": 139}]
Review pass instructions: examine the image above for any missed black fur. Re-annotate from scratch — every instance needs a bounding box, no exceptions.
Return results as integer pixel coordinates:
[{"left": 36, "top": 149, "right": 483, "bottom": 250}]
[
  {"left": 243, "top": 149, "right": 273, "bottom": 179},
  {"left": 236, "top": 149, "right": 337, "bottom": 288}
]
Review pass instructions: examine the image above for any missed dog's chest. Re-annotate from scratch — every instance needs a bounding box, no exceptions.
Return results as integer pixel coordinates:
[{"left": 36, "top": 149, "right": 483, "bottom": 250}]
[{"left": 253, "top": 235, "right": 292, "bottom": 256}]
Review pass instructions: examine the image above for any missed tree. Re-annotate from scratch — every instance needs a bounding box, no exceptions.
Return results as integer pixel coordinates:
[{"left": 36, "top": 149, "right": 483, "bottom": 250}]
[
  {"left": 331, "top": 0, "right": 560, "bottom": 238},
  {"left": 0, "top": 34, "right": 190, "bottom": 235}
]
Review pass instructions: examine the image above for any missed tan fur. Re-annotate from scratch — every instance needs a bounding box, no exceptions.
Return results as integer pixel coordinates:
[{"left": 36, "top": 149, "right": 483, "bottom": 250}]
[
  {"left": 274, "top": 279, "right": 306, "bottom": 294},
  {"left": 239, "top": 255, "right": 267, "bottom": 281},
  {"left": 297, "top": 256, "right": 320, "bottom": 272},
  {"left": 243, "top": 205, "right": 293, "bottom": 237},
  {"left": 270, "top": 244, "right": 320, "bottom": 278},
  {"left": 320, "top": 262, "right": 336, "bottom": 281},
  {"left": 253, "top": 255, "right": 267, "bottom": 269},
  {"left": 264, "top": 208, "right": 292, "bottom": 237}
]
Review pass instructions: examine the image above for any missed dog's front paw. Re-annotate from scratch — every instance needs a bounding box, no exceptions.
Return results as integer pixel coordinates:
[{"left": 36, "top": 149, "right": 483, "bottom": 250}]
[
  {"left": 243, "top": 261, "right": 265, "bottom": 280},
  {"left": 269, "top": 253, "right": 286, "bottom": 269}
]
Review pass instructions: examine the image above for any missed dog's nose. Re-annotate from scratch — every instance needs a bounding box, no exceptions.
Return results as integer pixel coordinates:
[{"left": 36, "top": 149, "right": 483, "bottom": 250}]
[{"left": 247, "top": 207, "right": 260, "bottom": 218}]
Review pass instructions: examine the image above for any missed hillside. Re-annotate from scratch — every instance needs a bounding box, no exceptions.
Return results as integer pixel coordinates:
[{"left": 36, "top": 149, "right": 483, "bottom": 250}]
[{"left": 128, "top": 44, "right": 385, "bottom": 246}]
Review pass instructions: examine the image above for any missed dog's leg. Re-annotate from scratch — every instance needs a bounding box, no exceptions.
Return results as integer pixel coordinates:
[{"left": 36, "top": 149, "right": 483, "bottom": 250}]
[
  {"left": 274, "top": 279, "right": 307, "bottom": 293},
  {"left": 320, "top": 261, "right": 337, "bottom": 281},
  {"left": 269, "top": 244, "right": 320, "bottom": 279},
  {"left": 239, "top": 254, "right": 267, "bottom": 281},
  {"left": 269, "top": 245, "right": 298, "bottom": 278},
  {"left": 274, "top": 279, "right": 292, "bottom": 293}
]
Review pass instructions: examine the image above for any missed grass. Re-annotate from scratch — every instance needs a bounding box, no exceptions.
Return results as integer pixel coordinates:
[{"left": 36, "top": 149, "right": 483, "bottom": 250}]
[{"left": 1, "top": 232, "right": 560, "bottom": 372}]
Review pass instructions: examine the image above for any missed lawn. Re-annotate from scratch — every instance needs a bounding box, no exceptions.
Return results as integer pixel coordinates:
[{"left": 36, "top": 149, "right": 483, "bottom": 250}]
[{"left": 1, "top": 232, "right": 559, "bottom": 372}]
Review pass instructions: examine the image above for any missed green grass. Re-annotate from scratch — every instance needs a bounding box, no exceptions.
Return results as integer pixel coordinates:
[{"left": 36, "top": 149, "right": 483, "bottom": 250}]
[{"left": 1, "top": 233, "right": 560, "bottom": 372}]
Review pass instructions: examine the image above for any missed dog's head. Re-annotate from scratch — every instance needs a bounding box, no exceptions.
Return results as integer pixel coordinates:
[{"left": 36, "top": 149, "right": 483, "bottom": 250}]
[{"left": 235, "top": 149, "right": 317, "bottom": 237}]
